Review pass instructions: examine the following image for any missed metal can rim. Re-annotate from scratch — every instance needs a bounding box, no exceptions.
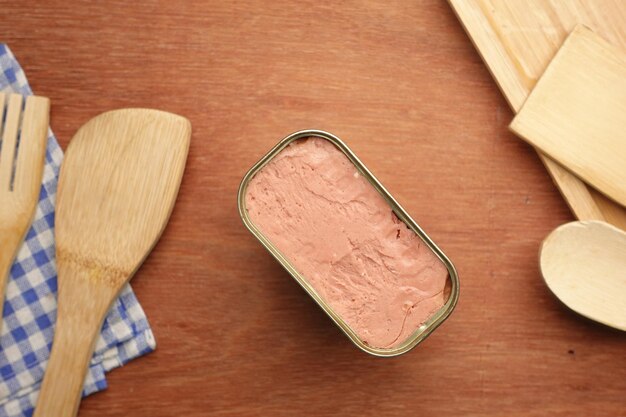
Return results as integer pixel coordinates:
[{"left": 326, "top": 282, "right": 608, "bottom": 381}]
[{"left": 237, "top": 129, "right": 459, "bottom": 357}]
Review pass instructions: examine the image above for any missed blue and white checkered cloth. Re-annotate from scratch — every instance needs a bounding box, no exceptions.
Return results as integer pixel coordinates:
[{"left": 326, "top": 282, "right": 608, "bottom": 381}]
[{"left": 0, "top": 45, "right": 156, "bottom": 417}]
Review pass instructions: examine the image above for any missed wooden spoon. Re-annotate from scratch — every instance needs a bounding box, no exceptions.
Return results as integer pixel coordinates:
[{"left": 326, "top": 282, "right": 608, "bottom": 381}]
[
  {"left": 33, "top": 109, "right": 190, "bottom": 417},
  {"left": 540, "top": 220, "right": 626, "bottom": 331}
]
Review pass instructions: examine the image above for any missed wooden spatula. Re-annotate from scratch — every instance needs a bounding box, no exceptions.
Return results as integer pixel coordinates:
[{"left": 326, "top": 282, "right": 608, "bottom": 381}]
[
  {"left": 0, "top": 93, "right": 50, "bottom": 331},
  {"left": 33, "top": 109, "right": 190, "bottom": 417},
  {"left": 510, "top": 26, "right": 626, "bottom": 208},
  {"left": 540, "top": 220, "right": 626, "bottom": 331}
]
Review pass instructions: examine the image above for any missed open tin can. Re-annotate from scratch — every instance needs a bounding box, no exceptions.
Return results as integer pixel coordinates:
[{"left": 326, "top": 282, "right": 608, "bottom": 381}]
[{"left": 238, "top": 130, "right": 459, "bottom": 357}]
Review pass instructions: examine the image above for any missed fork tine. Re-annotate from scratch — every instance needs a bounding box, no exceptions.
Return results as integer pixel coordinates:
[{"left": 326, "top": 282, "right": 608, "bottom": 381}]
[
  {"left": 0, "top": 93, "right": 7, "bottom": 127},
  {"left": 0, "top": 94, "right": 23, "bottom": 191},
  {"left": 0, "top": 93, "right": 7, "bottom": 191},
  {"left": 14, "top": 96, "right": 50, "bottom": 198},
  {"left": 0, "top": 92, "right": 5, "bottom": 126}
]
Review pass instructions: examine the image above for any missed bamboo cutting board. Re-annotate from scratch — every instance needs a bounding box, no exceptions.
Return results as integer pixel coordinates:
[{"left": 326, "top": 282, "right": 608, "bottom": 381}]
[
  {"left": 511, "top": 26, "right": 626, "bottom": 208},
  {"left": 449, "top": 0, "right": 626, "bottom": 230}
]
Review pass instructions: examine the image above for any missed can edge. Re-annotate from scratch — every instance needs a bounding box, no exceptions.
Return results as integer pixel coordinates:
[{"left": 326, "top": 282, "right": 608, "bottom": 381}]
[{"left": 237, "top": 129, "right": 460, "bottom": 357}]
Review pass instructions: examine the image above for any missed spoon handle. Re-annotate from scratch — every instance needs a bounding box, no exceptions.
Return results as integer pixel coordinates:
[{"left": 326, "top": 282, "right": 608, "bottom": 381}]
[{"left": 34, "top": 262, "right": 117, "bottom": 417}]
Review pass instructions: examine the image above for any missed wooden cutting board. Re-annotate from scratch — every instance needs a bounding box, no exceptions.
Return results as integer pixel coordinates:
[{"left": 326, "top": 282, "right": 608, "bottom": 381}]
[
  {"left": 511, "top": 26, "right": 626, "bottom": 208},
  {"left": 449, "top": 0, "right": 626, "bottom": 230}
]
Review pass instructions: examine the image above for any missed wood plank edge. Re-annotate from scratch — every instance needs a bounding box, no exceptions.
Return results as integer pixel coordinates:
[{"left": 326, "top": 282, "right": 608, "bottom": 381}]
[{"left": 448, "top": 0, "right": 605, "bottom": 222}]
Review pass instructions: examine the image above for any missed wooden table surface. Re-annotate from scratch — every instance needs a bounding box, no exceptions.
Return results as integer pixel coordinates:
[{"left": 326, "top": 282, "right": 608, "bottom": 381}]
[{"left": 2, "top": 1, "right": 625, "bottom": 416}]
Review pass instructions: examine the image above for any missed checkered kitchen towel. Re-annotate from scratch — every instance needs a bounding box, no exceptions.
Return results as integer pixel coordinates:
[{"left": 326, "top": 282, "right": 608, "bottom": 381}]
[{"left": 0, "top": 46, "right": 156, "bottom": 416}]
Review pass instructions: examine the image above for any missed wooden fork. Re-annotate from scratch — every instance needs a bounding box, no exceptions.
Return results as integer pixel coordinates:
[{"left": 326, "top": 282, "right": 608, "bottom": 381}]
[{"left": 0, "top": 93, "right": 50, "bottom": 329}]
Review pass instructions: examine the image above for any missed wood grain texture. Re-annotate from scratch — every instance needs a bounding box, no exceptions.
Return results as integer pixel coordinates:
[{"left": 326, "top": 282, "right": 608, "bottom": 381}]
[
  {"left": 511, "top": 26, "right": 626, "bottom": 208},
  {"left": 35, "top": 109, "right": 190, "bottom": 417},
  {"left": 540, "top": 220, "right": 626, "bottom": 332},
  {"left": 449, "top": 0, "right": 626, "bottom": 230},
  {"left": 0, "top": 1, "right": 624, "bottom": 416},
  {"left": 0, "top": 93, "right": 49, "bottom": 333}
]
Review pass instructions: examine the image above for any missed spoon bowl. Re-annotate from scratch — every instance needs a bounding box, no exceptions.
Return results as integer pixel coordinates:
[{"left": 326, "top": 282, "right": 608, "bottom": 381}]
[{"left": 540, "top": 220, "right": 626, "bottom": 331}]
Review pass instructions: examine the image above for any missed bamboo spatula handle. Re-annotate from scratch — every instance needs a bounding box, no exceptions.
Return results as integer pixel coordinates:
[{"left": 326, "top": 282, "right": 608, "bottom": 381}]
[{"left": 34, "top": 262, "right": 118, "bottom": 417}]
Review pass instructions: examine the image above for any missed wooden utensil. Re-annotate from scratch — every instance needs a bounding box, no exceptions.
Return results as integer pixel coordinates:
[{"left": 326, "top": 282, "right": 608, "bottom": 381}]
[
  {"left": 510, "top": 26, "right": 626, "bottom": 208},
  {"left": 0, "top": 93, "right": 50, "bottom": 331},
  {"left": 541, "top": 220, "right": 626, "bottom": 331},
  {"left": 449, "top": 0, "right": 626, "bottom": 230},
  {"left": 33, "top": 109, "right": 190, "bottom": 417}
]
